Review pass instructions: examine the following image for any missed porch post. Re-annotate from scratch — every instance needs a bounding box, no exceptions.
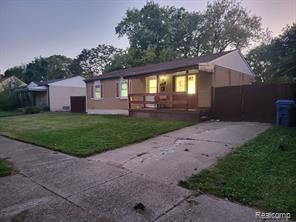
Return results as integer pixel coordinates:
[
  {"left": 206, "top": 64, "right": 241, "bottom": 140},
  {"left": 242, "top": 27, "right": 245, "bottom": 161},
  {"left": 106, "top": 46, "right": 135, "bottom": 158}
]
[
  {"left": 157, "top": 74, "right": 160, "bottom": 93},
  {"left": 185, "top": 70, "right": 189, "bottom": 110}
]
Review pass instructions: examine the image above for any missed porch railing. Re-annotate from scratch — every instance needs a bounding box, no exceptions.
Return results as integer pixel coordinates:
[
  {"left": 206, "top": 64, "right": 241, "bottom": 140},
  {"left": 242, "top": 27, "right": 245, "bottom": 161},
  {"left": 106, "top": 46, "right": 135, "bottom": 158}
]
[{"left": 128, "top": 92, "right": 189, "bottom": 110}]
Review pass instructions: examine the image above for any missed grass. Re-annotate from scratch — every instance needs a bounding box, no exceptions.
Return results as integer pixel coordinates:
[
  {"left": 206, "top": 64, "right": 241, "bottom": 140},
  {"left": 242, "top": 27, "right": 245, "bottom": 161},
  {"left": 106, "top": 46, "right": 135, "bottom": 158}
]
[
  {"left": 0, "top": 112, "right": 192, "bottom": 157},
  {"left": 0, "top": 160, "right": 13, "bottom": 177},
  {"left": 0, "top": 111, "right": 22, "bottom": 117},
  {"left": 181, "top": 126, "right": 296, "bottom": 218}
]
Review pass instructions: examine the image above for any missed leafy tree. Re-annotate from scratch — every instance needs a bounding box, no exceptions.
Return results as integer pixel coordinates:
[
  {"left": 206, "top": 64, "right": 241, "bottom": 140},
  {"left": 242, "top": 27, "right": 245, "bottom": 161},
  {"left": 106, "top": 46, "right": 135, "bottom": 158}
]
[
  {"left": 103, "top": 46, "right": 178, "bottom": 72},
  {"left": 246, "top": 44, "right": 276, "bottom": 83},
  {"left": 4, "top": 65, "right": 26, "bottom": 80},
  {"left": 0, "top": 88, "right": 18, "bottom": 111},
  {"left": 271, "top": 24, "right": 296, "bottom": 81},
  {"left": 201, "top": 0, "right": 262, "bottom": 53},
  {"left": 25, "top": 55, "right": 75, "bottom": 82},
  {"left": 103, "top": 50, "right": 131, "bottom": 72},
  {"left": 5, "top": 55, "right": 79, "bottom": 83},
  {"left": 69, "top": 59, "right": 84, "bottom": 76},
  {"left": 75, "top": 44, "right": 123, "bottom": 77},
  {"left": 115, "top": 2, "right": 196, "bottom": 59},
  {"left": 115, "top": 0, "right": 262, "bottom": 67},
  {"left": 246, "top": 24, "right": 296, "bottom": 83}
]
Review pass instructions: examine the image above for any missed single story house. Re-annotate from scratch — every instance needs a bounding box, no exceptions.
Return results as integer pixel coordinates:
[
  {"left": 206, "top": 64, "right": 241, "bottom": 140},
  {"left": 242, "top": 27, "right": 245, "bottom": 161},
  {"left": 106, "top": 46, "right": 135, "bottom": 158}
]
[
  {"left": 0, "top": 74, "right": 27, "bottom": 91},
  {"left": 85, "top": 50, "right": 255, "bottom": 120},
  {"left": 17, "top": 76, "right": 86, "bottom": 112}
]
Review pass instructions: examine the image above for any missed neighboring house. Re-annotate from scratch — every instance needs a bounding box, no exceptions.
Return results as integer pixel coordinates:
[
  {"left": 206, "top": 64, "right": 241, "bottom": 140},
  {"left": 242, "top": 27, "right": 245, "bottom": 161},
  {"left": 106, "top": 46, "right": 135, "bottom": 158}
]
[
  {"left": 0, "top": 74, "right": 27, "bottom": 91},
  {"left": 85, "top": 50, "right": 255, "bottom": 120},
  {"left": 16, "top": 76, "right": 86, "bottom": 111}
]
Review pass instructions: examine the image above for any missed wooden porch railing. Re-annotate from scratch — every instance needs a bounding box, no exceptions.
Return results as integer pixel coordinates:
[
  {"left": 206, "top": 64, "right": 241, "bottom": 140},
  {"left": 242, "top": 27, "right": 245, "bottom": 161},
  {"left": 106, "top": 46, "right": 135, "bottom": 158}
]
[{"left": 128, "top": 92, "right": 189, "bottom": 110}]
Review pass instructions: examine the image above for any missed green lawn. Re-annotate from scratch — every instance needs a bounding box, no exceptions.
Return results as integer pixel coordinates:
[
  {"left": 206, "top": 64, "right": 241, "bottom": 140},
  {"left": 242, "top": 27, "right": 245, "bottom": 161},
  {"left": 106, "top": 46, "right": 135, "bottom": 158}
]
[
  {"left": 0, "top": 112, "right": 192, "bottom": 157},
  {"left": 182, "top": 126, "right": 296, "bottom": 218},
  {"left": 0, "top": 160, "right": 13, "bottom": 177},
  {"left": 0, "top": 111, "right": 22, "bottom": 117}
]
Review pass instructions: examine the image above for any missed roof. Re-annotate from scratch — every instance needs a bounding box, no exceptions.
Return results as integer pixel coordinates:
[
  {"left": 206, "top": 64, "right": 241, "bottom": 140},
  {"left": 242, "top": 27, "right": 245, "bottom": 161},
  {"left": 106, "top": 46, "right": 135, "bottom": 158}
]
[
  {"left": 33, "top": 75, "right": 82, "bottom": 86},
  {"left": 16, "top": 86, "right": 47, "bottom": 92},
  {"left": 0, "top": 77, "right": 8, "bottom": 83},
  {"left": 33, "top": 79, "right": 63, "bottom": 86},
  {"left": 0, "top": 75, "right": 27, "bottom": 88},
  {"left": 85, "top": 50, "right": 235, "bottom": 82}
]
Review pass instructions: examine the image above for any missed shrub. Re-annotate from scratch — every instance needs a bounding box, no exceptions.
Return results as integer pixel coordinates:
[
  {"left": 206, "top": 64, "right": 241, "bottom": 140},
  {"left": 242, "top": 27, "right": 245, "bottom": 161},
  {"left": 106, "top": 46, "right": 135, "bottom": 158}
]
[
  {"left": 24, "top": 106, "right": 41, "bottom": 114},
  {"left": 0, "top": 89, "right": 18, "bottom": 111}
]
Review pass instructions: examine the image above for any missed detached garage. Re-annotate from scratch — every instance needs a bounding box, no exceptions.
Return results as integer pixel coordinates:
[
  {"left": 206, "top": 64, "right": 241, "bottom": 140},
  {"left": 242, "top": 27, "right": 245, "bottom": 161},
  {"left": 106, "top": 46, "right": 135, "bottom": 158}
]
[{"left": 48, "top": 76, "right": 86, "bottom": 112}]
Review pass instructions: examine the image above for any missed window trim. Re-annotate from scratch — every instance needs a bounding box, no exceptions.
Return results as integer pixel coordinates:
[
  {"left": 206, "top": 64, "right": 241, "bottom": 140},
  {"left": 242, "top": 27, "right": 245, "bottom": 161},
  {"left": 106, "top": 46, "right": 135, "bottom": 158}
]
[
  {"left": 148, "top": 78, "right": 157, "bottom": 94},
  {"left": 174, "top": 75, "right": 187, "bottom": 93},
  {"left": 118, "top": 78, "right": 128, "bottom": 100},
  {"left": 93, "top": 81, "right": 103, "bottom": 100},
  {"left": 187, "top": 74, "right": 196, "bottom": 94}
]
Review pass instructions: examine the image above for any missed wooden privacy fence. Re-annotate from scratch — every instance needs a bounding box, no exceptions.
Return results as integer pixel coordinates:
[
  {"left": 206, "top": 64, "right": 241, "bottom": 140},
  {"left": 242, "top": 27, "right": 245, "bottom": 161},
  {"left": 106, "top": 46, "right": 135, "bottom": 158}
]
[{"left": 211, "top": 84, "right": 296, "bottom": 123}]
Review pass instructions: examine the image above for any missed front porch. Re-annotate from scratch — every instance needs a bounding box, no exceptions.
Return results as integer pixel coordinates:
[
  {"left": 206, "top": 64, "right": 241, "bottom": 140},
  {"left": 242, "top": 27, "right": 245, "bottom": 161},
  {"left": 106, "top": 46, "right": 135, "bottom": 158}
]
[
  {"left": 127, "top": 68, "right": 212, "bottom": 121},
  {"left": 129, "top": 106, "right": 210, "bottom": 121}
]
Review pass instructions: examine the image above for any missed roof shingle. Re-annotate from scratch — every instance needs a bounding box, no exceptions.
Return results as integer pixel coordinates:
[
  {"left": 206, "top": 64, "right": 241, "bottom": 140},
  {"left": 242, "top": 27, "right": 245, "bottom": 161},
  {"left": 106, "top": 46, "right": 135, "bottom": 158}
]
[{"left": 85, "top": 50, "right": 235, "bottom": 82}]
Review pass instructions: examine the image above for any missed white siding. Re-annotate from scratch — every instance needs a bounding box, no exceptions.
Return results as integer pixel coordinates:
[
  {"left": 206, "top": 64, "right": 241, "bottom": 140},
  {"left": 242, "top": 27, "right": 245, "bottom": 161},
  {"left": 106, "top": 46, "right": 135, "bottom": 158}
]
[
  {"left": 209, "top": 50, "right": 254, "bottom": 75},
  {"left": 49, "top": 76, "right": 85, "bottom": 87},
  {"left": 49, "top": 86, "right": 86, "bottom": 111}
]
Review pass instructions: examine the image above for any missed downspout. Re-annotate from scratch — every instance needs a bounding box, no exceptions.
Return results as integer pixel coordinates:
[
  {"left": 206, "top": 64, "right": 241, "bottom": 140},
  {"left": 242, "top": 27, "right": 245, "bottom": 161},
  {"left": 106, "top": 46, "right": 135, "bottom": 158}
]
[
  {"left": 85, "top": 82, "right": 88, "bottom": 113},
  {"left": 47, "top": 85, "right": 50, "bottom": 111}
]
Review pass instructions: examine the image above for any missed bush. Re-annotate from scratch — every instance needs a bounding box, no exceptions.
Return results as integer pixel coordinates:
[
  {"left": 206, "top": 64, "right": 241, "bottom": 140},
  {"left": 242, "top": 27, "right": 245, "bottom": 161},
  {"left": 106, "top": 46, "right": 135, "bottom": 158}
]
[
  {"left": 0, "top": 89, "right": 18, "bottom": 111},
  {"left": 24, "top": 106, "right": 41, "bottom": 114},
  {"left": 41, "top": 106, "right": 49, "bottom": 111}
]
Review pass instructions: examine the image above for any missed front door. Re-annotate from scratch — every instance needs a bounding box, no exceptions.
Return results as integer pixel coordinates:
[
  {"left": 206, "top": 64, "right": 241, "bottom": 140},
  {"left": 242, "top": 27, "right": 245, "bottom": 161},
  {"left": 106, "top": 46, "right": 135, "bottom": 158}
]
[{"left": 187, "top": 74, "right": 198, "bottom": 109}]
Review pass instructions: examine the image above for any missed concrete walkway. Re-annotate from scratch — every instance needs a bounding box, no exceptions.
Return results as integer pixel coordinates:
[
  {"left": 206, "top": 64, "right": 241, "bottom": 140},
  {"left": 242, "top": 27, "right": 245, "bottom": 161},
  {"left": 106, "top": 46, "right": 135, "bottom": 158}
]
[{"left": 0, "top": 121, "right": 270, "bottom": 222}]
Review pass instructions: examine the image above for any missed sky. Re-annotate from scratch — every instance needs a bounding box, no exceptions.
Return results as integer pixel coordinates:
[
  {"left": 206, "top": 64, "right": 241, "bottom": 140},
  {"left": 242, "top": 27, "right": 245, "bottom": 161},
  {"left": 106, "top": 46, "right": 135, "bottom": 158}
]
[{"left": 0, "top": 0, "right": 295, "bottom": 73}]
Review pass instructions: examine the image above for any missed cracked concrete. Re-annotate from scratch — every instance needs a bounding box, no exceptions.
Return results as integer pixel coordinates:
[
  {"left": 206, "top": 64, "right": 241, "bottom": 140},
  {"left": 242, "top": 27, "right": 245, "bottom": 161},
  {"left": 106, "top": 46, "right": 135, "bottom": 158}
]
[
  {"left": 89, "top": 121, "right": 270, "bottom": 184},
  {"left": 0, "top": 121, "right": 271, "bottom": 222}
]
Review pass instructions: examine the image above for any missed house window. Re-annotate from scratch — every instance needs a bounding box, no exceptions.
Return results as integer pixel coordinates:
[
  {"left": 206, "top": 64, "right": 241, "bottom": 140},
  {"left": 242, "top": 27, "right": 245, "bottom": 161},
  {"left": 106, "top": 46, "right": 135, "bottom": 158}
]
[
  {"left": 148, "top": 79, "right": 157, "bottom": 93},
  {"left": 117, "top": 78, "right": 128, "bottom": 99},
  {"left": 94, "top": 81, "right": 103, "bottom": 99},
  {"left": 187, "top": 75, "right": 196, "bottom": 94},
  {"left": 175, "top": 76, "right": 186, "bottom": 92},
  {"left": 120, "top": 79, "right": 128, "bottom": 98}
]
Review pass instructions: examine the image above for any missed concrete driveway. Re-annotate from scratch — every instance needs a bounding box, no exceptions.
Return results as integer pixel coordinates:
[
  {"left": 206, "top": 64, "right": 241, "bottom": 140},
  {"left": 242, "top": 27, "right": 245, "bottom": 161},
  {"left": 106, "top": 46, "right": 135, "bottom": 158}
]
[{"left": 0, "top": 121, "right": 270, "bottom": 222}]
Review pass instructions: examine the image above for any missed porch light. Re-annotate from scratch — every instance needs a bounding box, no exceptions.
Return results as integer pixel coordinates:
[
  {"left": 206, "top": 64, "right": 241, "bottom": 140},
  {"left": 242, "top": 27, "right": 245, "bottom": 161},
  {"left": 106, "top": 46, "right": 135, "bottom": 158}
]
[{"left": 160, "top": 75, "right": 166, "bottom": 81}]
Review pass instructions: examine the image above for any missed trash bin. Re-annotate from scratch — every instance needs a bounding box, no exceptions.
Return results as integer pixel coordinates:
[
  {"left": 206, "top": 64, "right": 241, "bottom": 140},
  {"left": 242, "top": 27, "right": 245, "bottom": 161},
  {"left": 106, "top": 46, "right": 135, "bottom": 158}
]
[{"left": 276, "top": 100, "right": 295, "bottom": 126}]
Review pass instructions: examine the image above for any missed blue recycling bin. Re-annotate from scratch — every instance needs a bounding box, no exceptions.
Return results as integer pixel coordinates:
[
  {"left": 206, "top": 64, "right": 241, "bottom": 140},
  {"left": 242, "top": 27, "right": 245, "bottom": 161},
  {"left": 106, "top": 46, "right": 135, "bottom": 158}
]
[{"left": 276, "top": 100, "right": 295, "bottom": 126}]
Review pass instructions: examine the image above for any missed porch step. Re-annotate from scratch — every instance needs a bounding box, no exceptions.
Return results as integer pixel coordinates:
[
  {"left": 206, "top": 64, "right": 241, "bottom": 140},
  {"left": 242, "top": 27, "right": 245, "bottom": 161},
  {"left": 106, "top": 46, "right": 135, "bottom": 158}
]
[{"left": 199, "top": 109, "right": 212, "bottom": 122}]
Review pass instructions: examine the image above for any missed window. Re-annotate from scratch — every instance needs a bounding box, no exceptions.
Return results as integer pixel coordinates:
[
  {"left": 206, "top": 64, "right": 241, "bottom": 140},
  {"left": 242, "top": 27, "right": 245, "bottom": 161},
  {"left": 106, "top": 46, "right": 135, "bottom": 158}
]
[
  {"left": 149, "top": 79, "right": 157, "bottom": 93},
  {"left": 94, "top": 81, "right": 103, "bottom": 99},
  {"left": 120, "top": 79, "right": 128, "bottom": 98},
  {"left": 117, "top": 78, "right": 128, "bottom": 99},
  {"left": 187, "top": 74, "right": 196, "bottom": 94},
  {"left": 175, "top": 76, "right": 186, "bottom": 92}
]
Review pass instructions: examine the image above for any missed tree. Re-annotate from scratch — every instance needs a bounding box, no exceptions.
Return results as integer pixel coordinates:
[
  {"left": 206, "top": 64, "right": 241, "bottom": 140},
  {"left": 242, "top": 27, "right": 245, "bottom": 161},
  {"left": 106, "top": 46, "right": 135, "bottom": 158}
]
[
  {"left": 246, "top": 23, "right": 296, "bottom": 83},
  {"left": 75, "top": 44, "right": 123, "bottom": 77},
  {"left": 5, "top": 55, "right": 79, "bottom": 83},
  {"left": 246, "top": 43, "right": 276, "bottom": 83},
  {"left": 4, "top": 65, "right": 26, "bottom": 80},
  {"left": 103, "top": 50, "right": 131, "bottom": 73},
  {"left": 115, "top": 2, "right": 195, "bottom": 59},
  {"left": 271, "top": 24, "right": 296, "bottom": 81},
  {"left": 115, "top": 0, "right": 262, "bottom": 66},
  {"left": 201, "top": 0, "right": 262, "bottom": 53}
]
